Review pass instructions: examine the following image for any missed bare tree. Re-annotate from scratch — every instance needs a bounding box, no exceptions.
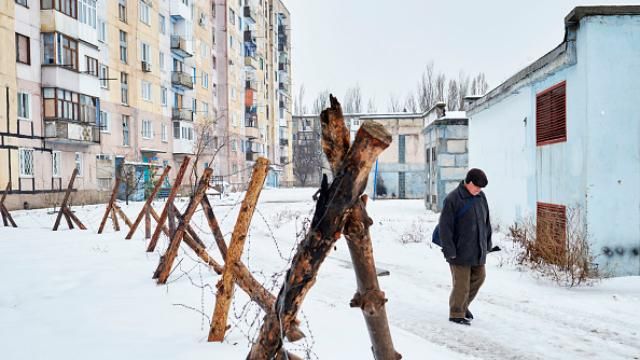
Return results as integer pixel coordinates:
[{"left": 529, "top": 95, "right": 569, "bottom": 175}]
[
  {"left": 191, "top": 115, "right": 226, "bottom": 193},
  {"left": 118, "top": 163, "right": 145, "bottom": 205},
  {"left": 470, "top": 73, "right": 489, "bottom": 95},
  {"left": 292, "top": 126, "right": 323, "bottom": 186},
  {"left": 458, "top": 72, "right": 471, "bottom": 110},
  {"left": 366, "top": 97, "right": 378, "bottom": 113},
  {"left": 405, "top": 92, "right": 418, "bottom": 113},
  {"left": 294, "top": 84, "right": 307, "bottom": 115},
  {"left": 435, "top": 73, "right": 446, "bottom": 102},
  {"left": 447, "top": 79, "right": 459, "bottom": 111},
  {"left": 416, "top": 62, "right": 435, "bottom": 111},
  {"left": 312, "top": 90, "right": 330, "bottom": 115},
  {"left": 343, "top": 85, "right": 363, "bottom": 114},
  {"left": 387, "top": 93, "right": 402, "bottom": 112}
]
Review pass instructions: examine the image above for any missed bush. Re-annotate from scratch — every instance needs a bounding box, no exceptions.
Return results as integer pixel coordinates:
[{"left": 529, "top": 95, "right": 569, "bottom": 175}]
[
  {"left": 399, "top": 220, "right": 427, "bottom": 245},
  {"left": 507, "top": 206, "right": 600, "bottom": 287}
]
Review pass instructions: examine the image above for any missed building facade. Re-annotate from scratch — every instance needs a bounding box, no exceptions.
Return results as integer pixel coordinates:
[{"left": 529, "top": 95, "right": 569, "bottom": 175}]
[
  {"left": 1, "top": 0, "right": 292, "bottom": 209},
  {"left": 467, "top": 6, "right": 640, "bottom": 276}
]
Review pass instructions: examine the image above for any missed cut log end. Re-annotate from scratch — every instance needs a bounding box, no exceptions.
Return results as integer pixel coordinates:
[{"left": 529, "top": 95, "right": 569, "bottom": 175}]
[
  {"left": 285, "top": 325, "right": 306, "bottom": 342},
  {"left": 360, "top": 121, "right": 392, "bottom": 145}
]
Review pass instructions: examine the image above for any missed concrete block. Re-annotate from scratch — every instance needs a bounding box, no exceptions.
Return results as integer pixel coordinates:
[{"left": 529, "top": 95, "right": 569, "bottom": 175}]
[
  {"left": 441, "top": 166, "right": 467, "bottom": 180},
  {"left": 445, "top": 181, "right": 459, "bottom": 194},
  {"left": 447, "top": 140, "right": 467, "bottom": 153},
  {"left": 443, "top": 125, "right": 468, "bottom": 139},
  {"left": 455, "top": 154, "right": 469, "bottom": 167},
  {"left": 438, "top": 154, "right": 456, "bottom": 167}
]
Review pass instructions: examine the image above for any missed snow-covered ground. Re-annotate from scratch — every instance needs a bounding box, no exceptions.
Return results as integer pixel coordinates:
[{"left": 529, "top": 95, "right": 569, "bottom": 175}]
[{"left": 1, "top": 188, "right": 639, "bottom": 360}]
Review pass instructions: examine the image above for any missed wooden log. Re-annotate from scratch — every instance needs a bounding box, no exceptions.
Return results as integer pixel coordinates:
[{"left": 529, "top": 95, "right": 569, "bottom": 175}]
[
  {"left": 1, "top": 182, "right": 17, "bottom": 228},
  {"left": 147, "top": 157, "right": 190, "bottom": 251},
  {"left": 247, "top": 120, "right": 392, "bottom": 359},
  {"left": 167, "top": 203, "right": 176, "bottom": 237},
  {"left": 322, "top": 95, "right": 401, "bottom": 359},
  {"left": 124, "top": 166, "right": 171, "bottom": 240},
  {"left": 64, "top": 207, "right": 87, "bottom": 230},
  {"left": 115, "top": 206, "right": 133, "bottom": 229},
  {"left": 145, "top": 207, "right": 151, "bottom": 239},
  {"left": 200, "top": 195, "right": 228, "bottom": 259},
  {"left": 156, "top": 168, "right": 213, "bottom": 284},
  {"left": 209, "top": 158, "right": 270, "bottom": 342},
  {"left": 111, "top": 208, "right": 120, "bottom": 232},
  {"left": 98, "top": 177, "right": 121, "bottom": 234},
  {"left": 53, "top": 168, "right": 78, "bottom": 231}
]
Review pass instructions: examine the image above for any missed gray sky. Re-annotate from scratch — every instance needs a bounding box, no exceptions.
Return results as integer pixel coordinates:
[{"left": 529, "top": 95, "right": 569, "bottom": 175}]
[{"left": 285, "top": 0, "right": 638, "bottom": 112}]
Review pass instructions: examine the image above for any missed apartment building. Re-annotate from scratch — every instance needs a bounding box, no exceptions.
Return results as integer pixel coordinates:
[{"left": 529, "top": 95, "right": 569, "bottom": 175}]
[{"left": 1, "top": 0, "right": 291, "bottom": 209}]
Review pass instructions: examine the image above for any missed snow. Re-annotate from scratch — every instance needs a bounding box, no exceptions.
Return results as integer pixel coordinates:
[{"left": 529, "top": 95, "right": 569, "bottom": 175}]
[{"left": 1, "top": 188, "right": 639, "bottom": 359}]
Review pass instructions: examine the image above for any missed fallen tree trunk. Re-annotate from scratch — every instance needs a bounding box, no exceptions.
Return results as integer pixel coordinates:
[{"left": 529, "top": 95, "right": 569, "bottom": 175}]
[
  {"left": 322, "top": 95, "right": 401, "bottom": 359},
  {"left": 247, "top": 119, "right": 392, "bottom": 360}
]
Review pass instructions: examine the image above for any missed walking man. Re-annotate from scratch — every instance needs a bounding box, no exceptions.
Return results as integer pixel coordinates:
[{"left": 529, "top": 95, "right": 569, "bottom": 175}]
[{"left": 438, "top": 168, "right": 492, "bottom": 325}]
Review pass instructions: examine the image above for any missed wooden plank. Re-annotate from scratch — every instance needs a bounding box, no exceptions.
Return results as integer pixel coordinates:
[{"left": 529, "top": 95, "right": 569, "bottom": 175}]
[
  {"left": 209, "top": 158, "right": 270, "bottom": 342},
  {"left": 53, "top": 168, "right": 78, "bottom": 231},
  {"left": 124, "top": 166, "right": 171, "bottom": 240},
  {"left": 111, "top": 207, "right": 120, "bottom": 232},
  {"left": 156, "top": 168, "right": 213, "bottom": 284},
  {"left": 98, "top": 177, "right": 121, "bottom": 234},
  {"left": 115, "top": 206, "right": 133, "bottom": 230},
  {"left": 200, "top": 196, "right": 228, "bottom": 259},
  {"left": 147, "top": 157, "right": 190, "bottom": 251},
  {"left": 144, "top": 207, "right": 151, "bottom": 239},
  {"left": 65, "top": 207, "right": 87, "bottom": 230}
]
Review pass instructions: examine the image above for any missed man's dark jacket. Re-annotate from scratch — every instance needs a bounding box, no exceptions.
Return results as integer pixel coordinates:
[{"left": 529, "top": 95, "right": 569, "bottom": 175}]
[{"left": 439, "top": 181, "right": 492, "bottom": 266}]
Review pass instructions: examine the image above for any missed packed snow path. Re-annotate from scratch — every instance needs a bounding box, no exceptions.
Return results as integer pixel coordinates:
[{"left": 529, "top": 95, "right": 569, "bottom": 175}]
[{"left": 1, "top": 188, "right": 638, "bottom": 359}]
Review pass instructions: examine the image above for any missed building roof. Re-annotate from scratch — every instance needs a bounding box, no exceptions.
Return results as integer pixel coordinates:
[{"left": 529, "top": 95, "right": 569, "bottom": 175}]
[{"left": 467, "top": 6, "right": 640, "bottom": 115}]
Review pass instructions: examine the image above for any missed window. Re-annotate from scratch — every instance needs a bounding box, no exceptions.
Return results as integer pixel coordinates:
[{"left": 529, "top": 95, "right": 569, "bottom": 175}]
[
  {"left": 99, "top": 110, "right": 110, "bottom": 132},
  {"left": 229, "top": 8, "right": 235, "bottom": 25},
  {"left": 141, "top": 119, "right": 152, "bottom": 139},
  {"left": 212, "top": 55, "right": 216, "bottom": 69},
  {"left": 141, "top": 43, "right": 151, "bottom": 63},
  {"left": 119, "top": 30, "right": 128, "bottom": 63},
  {"left": 173, "top": 122, "right": 180, "bottom": 139},
  {"left": 42, "top": 0, "right": 77, "bottom": 18},
  {"left": 231, "top": 139, "right": 237, "bottom": 152},
  {"left": 161, "top": 86, "right": 167, "bottom": 106},
  {"left": 159, "top": 51, "right": 165, "bottom": 70},
  {"left": 19, "top": 148, "right": 34, "bottom": 177},
  {"left": 159, "top": 14, "right": 166, "bottom": 34},
  {"left": 42, "top": 33, "right": 78, "bottom": 70},
  {"left": 202, "top": 102, "right": 208, "bottom": 115},
  {"left": 229, "top": 35, "right": 234, "bottom": 49},
  {"left": 98, "top": 18, "right": 107, "bottom": 42},
  {"left": 202, "top": 71, "right": 208, "bottom": 88},
  {"left": 85, "top": 56, "right": 98, "bottom": 77},
  {"left": 122, "top": 115, "right": 130, "bottom": 146},
  {"left": 141, "top": 81, "right": 151, "bottom": 101},
  {"left": 139, "top": 1, "right": 150, "bottom": 24},
  {"left": 75, "top": 152, "right": 83, "bottom": 176},
  {"left": 79, "top": 95, "right": 97, "bottom": 123},
  {"left": 536, "top": 81, "right": 566, "bottom": 146},
  {"left": 161, "top": 123, "right": 168, "bottom": 142},
  {"left": 118, "top": 0, "right": 127, "bottom": 22},
  {"left": 79, "top": 0, "right": 97, "bottom": 29},
  {"left": 16, "top": 0, "right": 28, "bottom": 7},
  {"left": 537, "top": 202, "right": 567, "bottom": 262},
  {"left": 16, "top": 33, "right": 30, "bottom": 64},
  {"left": 120, "top": 72, "right": 128, "bottom": 105},
  {"left": 99, "top": 64, "right": 109, "bottom": 88},
  {"left": 52, "top": 151, "right": 62, "bottom": 178},
  {"left": 17, "top": 92, "right": 30, "bottom": 120},
  {"left": 398, "top": 135, "right": 406, "bottom": 164}
]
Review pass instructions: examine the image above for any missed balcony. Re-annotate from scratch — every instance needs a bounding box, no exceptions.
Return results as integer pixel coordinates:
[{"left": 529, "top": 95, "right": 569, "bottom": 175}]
[
  {"left": 170, "top": 35, "right": 193, "bottom": 57},
  {"left": 279, "top": 82, "right": 289, "bottom": 94},
  {"left": 244, "top": 30, "right": 256, "bottom": 45},
  {"left": 243, "top": 6, "right": 257, "bottom": 24},
  {"left": 244, "top": 54, "right": 258, "bottom": 69},
  {"left": 44, "top": 120, "right": 100, "bottom": 145},
  {"left": 172, "top": 108, "right": 193, "bottom": 121},
  {"left": 245, "top": 80, "right": 258, "bottom": 91},
  {"left": 170, "top": 0, "right": 190, "bottom": 20},
  {"left": 245, "top": 152, "right": 258, "bottom": 162},
  {"left": 280, "top": 138, "right": 289, "bottom": 146},
  {"left": 280, "top": 156, "right": 289, "bottom": 164},
  {"left": 141, "top": 61, "right": 152, "bottom": 72},
  {"left": 171, "top": 71, "right": 193, "bottom": 89}
]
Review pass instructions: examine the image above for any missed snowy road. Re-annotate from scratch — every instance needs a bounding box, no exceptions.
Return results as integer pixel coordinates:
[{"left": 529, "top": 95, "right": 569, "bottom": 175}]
[{"left": 1, "top": 188, "right": 638, "bottom": 359}]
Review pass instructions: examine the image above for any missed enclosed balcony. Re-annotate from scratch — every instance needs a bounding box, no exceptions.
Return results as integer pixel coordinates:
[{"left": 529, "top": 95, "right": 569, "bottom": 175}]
[
  {"left": 245, "top": 55, "right": 258, "bottom": 69},
  {"left": 169, "top": 0, "right": 190, "bottom": 20},
  {"left": 171, "top": 71, "right": 194, "bottom": 89},
  {"left": 245, "top": 80, "right": 258, "bottom": 91},
  {"left": 243, "top": 5, "right": 257, "bottom": 24},
  {"left": 244, "top": 30, "right": 256, "bottom": 45}
]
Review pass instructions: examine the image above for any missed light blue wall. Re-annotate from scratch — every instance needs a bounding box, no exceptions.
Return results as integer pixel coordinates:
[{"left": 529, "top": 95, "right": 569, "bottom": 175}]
[{"left": 469, "top": 15, "right": 640, "bottom": 276}]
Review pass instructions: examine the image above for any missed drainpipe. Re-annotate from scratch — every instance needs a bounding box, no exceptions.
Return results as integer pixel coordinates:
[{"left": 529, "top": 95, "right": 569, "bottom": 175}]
[{"left": 372, "top": 158, "right": 379, "bottom": 200}]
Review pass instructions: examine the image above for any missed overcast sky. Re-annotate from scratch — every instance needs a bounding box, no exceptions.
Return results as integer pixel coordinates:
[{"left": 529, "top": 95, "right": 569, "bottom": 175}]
[{"left": 284, "top": 0, "right": 637, "bottom": 112}]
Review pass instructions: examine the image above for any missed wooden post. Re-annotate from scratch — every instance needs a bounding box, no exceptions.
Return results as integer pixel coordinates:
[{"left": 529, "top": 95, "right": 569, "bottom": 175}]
[
  {"left": 0, "top": 182, "right": 17, "bottom": 228},
  {"left": 98, "top": 177, "right": 121, "bottom": 234},
  {"left": 147, "top": 157, "right": 190, "bottom": 251},
  {"left": 156, "top": 168, "right": 212, "bottom": 284},
  {"left": 208, "top": 157, "right": 270, "bottom": 342},
  {"left": 124, "top": 166, "right": 171, "bottom": 240},
  {"left": 247, "top": 120, "right": 392, "bottom": 359},
  {"left": 115, "top": 206, "right": 133, "bottom": 230},
  {"left": 200, "top": 195, "right": 228, "bottom": 258},
  {"left": 53, "top": 168, "right": 86, "bottom": 231},
  {"left": 144, "top": 207, "right": 151, "bottom": 239},
  {"left": 111, "top": 207, "right": 120, "bottom": 231},
  {"left": 322, "top": 95, "right": 401, "bottom": 359}
]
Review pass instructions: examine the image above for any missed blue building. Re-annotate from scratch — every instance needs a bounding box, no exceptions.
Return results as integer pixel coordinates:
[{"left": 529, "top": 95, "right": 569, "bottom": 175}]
[{"left": 467, "top": 6, "right": 640, "bottom": 276}]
